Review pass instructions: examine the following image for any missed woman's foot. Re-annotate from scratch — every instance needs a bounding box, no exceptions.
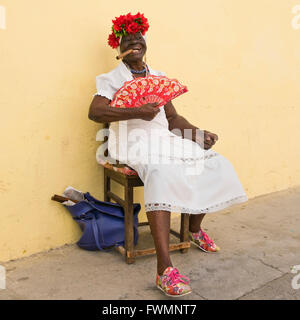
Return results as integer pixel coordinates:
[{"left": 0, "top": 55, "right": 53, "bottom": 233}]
[
  {"left": 189, "top": 229, "right": 220, "bottom": 252},
  {"left": 156, "top": 267, "right": 192, "bottom": 297}
]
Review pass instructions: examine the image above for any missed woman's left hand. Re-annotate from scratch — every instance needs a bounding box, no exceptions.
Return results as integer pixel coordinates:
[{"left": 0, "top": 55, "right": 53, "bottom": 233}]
[{"left": 203, "top": 130, "right": 218, "bottom": 149}]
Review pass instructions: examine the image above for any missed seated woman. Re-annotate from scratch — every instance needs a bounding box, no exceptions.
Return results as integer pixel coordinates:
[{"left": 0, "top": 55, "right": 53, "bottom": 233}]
[{"left": 88, "top": 12, "right": 248, "bottom": 298}]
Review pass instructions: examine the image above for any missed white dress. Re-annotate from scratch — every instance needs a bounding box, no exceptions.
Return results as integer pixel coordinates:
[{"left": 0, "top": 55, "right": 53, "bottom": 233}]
[{"left": 94, "top": 62, "right": 248, "bottom": 214}]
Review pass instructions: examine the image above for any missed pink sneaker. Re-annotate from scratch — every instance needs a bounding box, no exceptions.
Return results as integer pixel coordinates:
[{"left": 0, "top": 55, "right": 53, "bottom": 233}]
[
  {"left": 189, "top": 229, "right": 220, "bottom": 252},
  {"left": 156, "top": 267, "right": 192, "bottom": 297}
]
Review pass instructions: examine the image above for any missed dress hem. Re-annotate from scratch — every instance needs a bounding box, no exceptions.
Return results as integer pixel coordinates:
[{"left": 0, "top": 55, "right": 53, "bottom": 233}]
[{"left": 144, "top": 195, "right": 248, "bottom": 214}]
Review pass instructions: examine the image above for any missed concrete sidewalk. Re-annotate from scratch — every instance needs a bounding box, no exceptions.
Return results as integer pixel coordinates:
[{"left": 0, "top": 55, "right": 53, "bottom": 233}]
[{"left": 1, "top": 187, "right": 300, "bottom": 300}]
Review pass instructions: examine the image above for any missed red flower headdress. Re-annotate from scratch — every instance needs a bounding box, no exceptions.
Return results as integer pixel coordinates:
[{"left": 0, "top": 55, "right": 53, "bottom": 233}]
[{"left": 108, "top": 12, "right": 149, "bottom": 49}]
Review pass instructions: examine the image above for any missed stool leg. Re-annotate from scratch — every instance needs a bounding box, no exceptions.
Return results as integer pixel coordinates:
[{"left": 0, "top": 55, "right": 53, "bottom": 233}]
[
  {"left": 124, "top": 184, "right": 135, "bottom": 264},
  {"left": 104, "top": 170, "right": 111, "bottom": 201},
  {"left": 180, "top": 213, "right": 190, "bottom": 253}
]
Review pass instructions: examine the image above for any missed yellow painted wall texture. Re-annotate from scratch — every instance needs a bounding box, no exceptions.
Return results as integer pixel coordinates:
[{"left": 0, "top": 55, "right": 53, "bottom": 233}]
[{"left": 1, "top": 0, "right": 300, "bottom": 262}]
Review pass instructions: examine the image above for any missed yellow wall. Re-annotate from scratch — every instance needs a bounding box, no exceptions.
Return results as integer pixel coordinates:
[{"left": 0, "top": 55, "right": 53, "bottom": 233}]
[{"left": 1, "top": 0, "right": 300, "bottom": 262}]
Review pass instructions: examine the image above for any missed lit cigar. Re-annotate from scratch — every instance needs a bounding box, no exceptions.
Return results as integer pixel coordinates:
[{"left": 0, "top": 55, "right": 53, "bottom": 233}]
[{"left": 116, "top": 49, "right": 133, "bottom": 60}]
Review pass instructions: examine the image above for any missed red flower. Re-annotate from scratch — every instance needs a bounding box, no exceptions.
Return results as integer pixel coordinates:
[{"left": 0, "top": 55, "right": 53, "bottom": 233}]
[
  {"left": 127, "top": 22, "right": 140, "bottom": 34},
  {"left": 108, "top": 12, "right": 149, "bottom": 48},
  {"left": 133, "top": 12, "right": 145, "bottom": 23},
  {"left": 125, "top": 13, "right": 133, "bottom": 26},
  {"left": 112, "top": 15, "right": 126, "bottom": 30},
  {"left": 108, "top": 33, "right": 119, "bottom": 49},
  {"left": 113, "top": 23, "right": 121, "bottom": 32},
  {"left": 133, "top": 12, "right": 149, "bottom": 35}
]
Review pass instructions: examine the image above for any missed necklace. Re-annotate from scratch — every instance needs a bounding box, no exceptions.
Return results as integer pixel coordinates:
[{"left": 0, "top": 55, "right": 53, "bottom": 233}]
[
  {"left": 130, "top": 67, "right": 146, "bottom": 74},
  {"left": 123, "top": 61, "right": 149, "bottom": 77}
]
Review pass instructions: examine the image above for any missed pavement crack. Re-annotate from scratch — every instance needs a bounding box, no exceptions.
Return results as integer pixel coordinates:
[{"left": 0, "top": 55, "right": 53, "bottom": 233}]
[
  {"left": 236, "top": 272, "right": 289, "bottom": 300},
  {"left": 248, "top": 255, "right": 284, "bottom": 273},
  {"left": 192, "top": 291, "right": 208, "bottom": 300}
]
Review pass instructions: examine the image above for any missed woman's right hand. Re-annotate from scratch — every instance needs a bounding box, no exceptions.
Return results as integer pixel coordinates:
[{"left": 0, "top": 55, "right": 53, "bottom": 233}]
[
  {"left": 88, "top": 95, "right": 161, "bottom": 123},
  {"left": 138, "top": 102, "right": 160, "bottom": 121}
]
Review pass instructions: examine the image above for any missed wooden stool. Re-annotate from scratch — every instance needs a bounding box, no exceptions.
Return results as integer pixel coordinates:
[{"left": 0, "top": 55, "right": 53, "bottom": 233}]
[{"left": 102, "top": 124, "right": 190, "bottom": 264}]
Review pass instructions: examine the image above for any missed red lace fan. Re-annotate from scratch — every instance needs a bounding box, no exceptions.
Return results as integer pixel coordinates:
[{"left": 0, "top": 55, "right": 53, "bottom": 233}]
[{"left": 110, "top": 75, "right": 188, "bottom": 108}]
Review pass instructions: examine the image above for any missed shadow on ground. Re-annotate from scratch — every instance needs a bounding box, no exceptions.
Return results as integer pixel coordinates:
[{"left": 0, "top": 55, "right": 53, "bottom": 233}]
[{"left": 0, "top": 187, "right": 300, "bottom": 300}]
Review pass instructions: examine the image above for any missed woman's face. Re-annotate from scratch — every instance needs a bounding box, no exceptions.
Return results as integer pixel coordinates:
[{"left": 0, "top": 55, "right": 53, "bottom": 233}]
[{"left": 120, "top": 32, "right": 147, "bottom": 62}]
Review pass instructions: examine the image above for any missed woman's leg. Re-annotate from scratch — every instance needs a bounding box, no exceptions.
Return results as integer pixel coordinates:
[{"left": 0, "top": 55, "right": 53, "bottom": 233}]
[
  {"left": 189, "top": 213, "right": 206, "bottom": 232},
  {"left": 146, "top": 210, "right": 172, "bottom": 275},
  {"left": 188, "top": 213, "right": 220, "bottom": 252}
]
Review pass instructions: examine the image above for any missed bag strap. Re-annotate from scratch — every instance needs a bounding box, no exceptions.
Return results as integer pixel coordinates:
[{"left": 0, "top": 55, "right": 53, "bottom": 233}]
[
  {"left": 85, "top": 192, "right": 124, "bottom": 209},
  {"left": 64, "top": 200, "right": 94, "bottom": 219},
  {"left": 82, "top": 194, "right": 137, "bottom": 251},
  {"left": 91, "top": 215, "right": 104, "bottom": 251},
  {"left": 90, "top": 205, "right": 119, "bottom": 252},
  {"left": 84, "top": 200, "right": 112, "bottom": 216},
  {"left": 84, "top": 192, "right": 140, "bottom": 217},
  {"left": 84, "top": 192, "right": 120, "bottom": 206}
]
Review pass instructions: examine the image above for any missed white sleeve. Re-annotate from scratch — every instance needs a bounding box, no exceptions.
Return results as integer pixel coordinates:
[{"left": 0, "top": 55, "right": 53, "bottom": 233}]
[
  {"left": 94, "top": 75, "right": 114, "bottom": 101},
  {"left": 157, "top": 70, "right": 166, "bottom": 77}
]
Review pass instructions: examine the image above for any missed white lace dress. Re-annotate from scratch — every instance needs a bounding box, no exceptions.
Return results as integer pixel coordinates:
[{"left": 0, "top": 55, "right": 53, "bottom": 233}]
[{"left": 95, "top": 62, "right": 248, "bottom": 214}]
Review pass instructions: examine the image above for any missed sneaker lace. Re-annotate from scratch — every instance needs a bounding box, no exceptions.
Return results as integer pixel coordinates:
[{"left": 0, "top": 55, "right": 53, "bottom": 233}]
[
  {"left": 200, "top": 229, "right": 214, "bottom": 247},
  {"left": 168, "top": 268, "right": 190, "bottom": 285}
]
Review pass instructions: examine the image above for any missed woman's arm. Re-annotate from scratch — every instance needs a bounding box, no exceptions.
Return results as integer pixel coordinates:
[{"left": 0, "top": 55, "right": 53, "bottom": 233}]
[
  {"left": 164, "top": 101, "right": 218, "bottom": 149},
  {"left": 88, "top": 95, "right": 160, "bottom": 123}
]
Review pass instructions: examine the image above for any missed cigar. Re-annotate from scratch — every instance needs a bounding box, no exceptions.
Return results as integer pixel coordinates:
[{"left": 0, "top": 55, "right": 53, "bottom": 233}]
[{"left": 116, "top": 49, "right": 133, "bottom": 60}]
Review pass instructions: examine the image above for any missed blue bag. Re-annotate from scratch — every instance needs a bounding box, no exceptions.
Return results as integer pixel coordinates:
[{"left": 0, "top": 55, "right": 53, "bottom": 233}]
[{"left": 64, "top": 192, "right": 140, "bottom": 251}]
